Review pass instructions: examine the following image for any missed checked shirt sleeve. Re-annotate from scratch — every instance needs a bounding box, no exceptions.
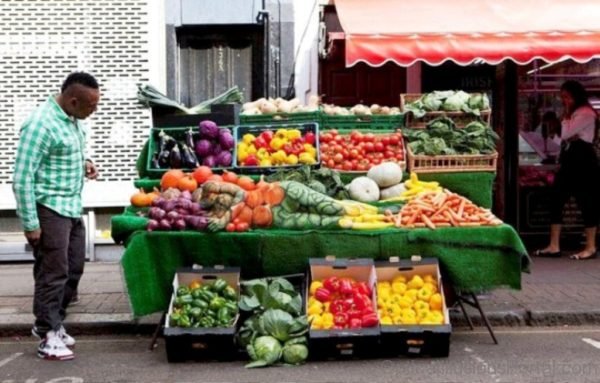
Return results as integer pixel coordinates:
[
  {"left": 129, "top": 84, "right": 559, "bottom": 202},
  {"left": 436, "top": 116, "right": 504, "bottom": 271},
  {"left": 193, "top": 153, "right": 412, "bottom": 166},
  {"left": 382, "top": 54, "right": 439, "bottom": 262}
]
[{"left": 12, "top": 123, "right": 51, "bottom": 231}]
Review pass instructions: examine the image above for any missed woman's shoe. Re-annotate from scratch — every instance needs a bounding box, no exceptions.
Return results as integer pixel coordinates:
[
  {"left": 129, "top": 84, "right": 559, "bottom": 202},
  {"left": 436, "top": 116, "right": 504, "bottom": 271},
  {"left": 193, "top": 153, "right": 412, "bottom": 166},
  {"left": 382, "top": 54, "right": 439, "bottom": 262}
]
[
  {"left": 569, "top": 251, "right": 598, "bottom": 260},
  {"left": 533, "top": 249, "right": 562, "bottom": 258}
]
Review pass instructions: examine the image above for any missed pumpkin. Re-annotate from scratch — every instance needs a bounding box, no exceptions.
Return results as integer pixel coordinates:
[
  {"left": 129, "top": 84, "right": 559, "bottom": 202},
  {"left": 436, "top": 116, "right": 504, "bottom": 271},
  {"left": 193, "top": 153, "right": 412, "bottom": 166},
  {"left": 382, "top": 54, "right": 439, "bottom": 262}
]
[
  {"left": 222, "top": 170, "right": 239, "bottom": 184},
  {"left": 238, "top": 176, "right": 256, "bottom": 191},
  {"left": 252, "top": 205, "right": 273, "bottom": 227},
  {"left": 192, "top": 166, "right": 213, "bottom": 184},
  {"left": 236, "top": 205, "right": 254, "bottom": 225},
  {"left": 367, "top": 162, "right": 403, "bottom": 188},
  {"left": 245, "top": 190, "right": 264, "bottom": 209},
  {"left": 130, "top": 189, "right": 154, "bottom": 207},
  {"left": 263, "top": 183, "right": 285, "bottom": 206},
  {"left": 348, "top": 177, "right": 380, "bottom": 203},
  {"left": 380, "top": 183, "right": 407, "bottom": 200},
  {"left": 161, "top": 169, "right": 185, "bottom": 190},
  {"left": 177, "top": 174, "right": 198, "bottom": 192}
]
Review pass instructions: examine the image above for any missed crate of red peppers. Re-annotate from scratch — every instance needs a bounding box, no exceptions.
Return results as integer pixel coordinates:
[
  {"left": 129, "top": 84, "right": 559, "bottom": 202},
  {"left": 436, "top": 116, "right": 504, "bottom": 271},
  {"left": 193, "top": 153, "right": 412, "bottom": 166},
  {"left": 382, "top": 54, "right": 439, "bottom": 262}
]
[
  {"left": 319, "top": 129, "right": 405, "bottom": 173},
  {"left": 306, "top": 257, "right": 380, "bottom": 359}
]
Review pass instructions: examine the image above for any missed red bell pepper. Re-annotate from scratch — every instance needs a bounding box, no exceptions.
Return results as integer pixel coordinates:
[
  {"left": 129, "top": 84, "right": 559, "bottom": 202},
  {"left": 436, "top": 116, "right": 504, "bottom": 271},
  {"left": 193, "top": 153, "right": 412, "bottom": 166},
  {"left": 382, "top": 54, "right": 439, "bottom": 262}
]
[
  {"left": 334, "top": 313, "right": 349, "bottom": 327},
  {"left": 339, "top": 279, "right": 354, "bottom": 295},
  {"left": 314, "top": 287, "right": 331, "bottom": 303},
  {"left": 304, "top": 131, "right": 316, "bottom": 145},
  {"left": 323, "top": 276, "right": 340, "bottom": 293},
  {"left": 346, "top": 307, "right": 362, "bottom": 320},
  {"left": 349, "top": 317, "right": 362, "bottom": 329},
  {"left": 361, "top": 313, "right": 379, "bottom": 328},
  {"left": 260, "top": 130, "right": 274, "bottom": 144},
  {"left": 355, "top": 281, "right": 371, "bottom": 297},
  {"left": 253, "top": 136, "right": 268, "bottom": 150},
  {"left": 330, "top": 298, "right": 349, "bottom": 314},
  {"left": 352, "top": 293, "right": 373, "bottom": 311}
]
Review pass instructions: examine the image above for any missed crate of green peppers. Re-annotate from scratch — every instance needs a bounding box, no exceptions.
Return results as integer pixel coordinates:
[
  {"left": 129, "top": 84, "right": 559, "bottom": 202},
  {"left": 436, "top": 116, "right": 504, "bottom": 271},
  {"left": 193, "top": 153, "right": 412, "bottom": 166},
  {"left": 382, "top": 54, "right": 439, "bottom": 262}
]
[{"left": 164, "top": 266, "right": 240, "bottom": 363}]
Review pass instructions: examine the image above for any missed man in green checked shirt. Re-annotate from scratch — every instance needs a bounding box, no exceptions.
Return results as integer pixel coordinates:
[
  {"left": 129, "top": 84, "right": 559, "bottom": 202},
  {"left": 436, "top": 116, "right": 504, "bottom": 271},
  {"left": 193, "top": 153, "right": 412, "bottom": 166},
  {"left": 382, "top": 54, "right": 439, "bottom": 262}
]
[{"left": 13, "top": 72, "right": 100, "bottom": 361}]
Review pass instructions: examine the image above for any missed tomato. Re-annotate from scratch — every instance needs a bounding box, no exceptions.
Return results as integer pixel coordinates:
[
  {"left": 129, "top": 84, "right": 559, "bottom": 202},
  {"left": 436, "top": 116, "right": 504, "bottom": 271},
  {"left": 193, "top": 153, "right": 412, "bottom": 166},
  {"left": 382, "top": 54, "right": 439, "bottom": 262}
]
[
  {"left": 342, "top": 161, "right": 354, "bottom": 171},
  {"left": 349, "top": 149, "right": 360, "bottom": 159},
  {"left": 395, "top": 153, "right": 404, "bottom": 161},
  {"left": 374, "top": 142, "right": 385, "bottom": 152},
  {"left": 384, "top": 150, "right": 395, "bottom": 159},
  {"left": 333, "top": 153, "right": 344, "bottom": 163},
  {"left": 226, "top": 223, "right": 236, "bottom": 232},
  {"left": 235, "top": 222, "right": 249, "bottom": 232},
  {"left": 389, "top": 135, "right": 400, "bottom": 145},
  {"left": 364, "top": 142, "right": 375, "bottom": 152},
  {"left": 375, "top": 152, "right": 384, "bottom": 159},
  {"left": 321, "top": 153, "right": 330, "bottom": 162},
  {"left": 320, "top": 142, "right": 329, "bottom": 152},
  {"left": 356, "top": 163, "right": 369, "bottom": 172},
  {"left": 327, "top": 159, "right": 336, "bottom": 168},
  {"left": 364, "top": 133, "right": 375, "bottom": 142},
  {"left": 329, "top": 129, "right": 339, "bottom": 136},
  {"left": 381, "top": 137, "right": 391, "bottom": 146},
  {"left": 341, "top": 149, "right": 350, "bottom": 159},
  {"left": 372, "top": 158, "right": 382, "bottom": 165},
  {"left": 321, "top": 133, "right": 333, "bottom": 143},
  {"left": 350, "top": 131, "right": 363, "bottom": 143},
  {"left": 334, "top": 135, "right": 344, "bottom": 144},
  {"left": 333, "top": 144, "right": 344, "bottom": 154}
]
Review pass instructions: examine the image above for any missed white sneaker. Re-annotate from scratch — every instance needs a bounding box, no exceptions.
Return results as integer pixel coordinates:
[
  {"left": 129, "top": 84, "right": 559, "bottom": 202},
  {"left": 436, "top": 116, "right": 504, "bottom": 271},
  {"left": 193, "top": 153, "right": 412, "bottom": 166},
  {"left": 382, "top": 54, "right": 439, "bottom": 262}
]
[
  {"left": 32, "top": 325, "right": 76, "bottom": 348},
  {"left": 37, "top": 330, "right": 74, "bottom": 361}
]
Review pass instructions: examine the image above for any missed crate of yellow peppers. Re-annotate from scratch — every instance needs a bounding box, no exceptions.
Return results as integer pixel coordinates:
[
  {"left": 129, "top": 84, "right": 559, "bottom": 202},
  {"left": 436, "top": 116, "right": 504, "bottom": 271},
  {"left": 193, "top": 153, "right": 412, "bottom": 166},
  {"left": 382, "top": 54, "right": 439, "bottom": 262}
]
[
  {"left": 375, "top": 256, "right": 451, "bottom": 358},
  {"left": 235, "top": 123, "right": 320, "bottom": 173}
]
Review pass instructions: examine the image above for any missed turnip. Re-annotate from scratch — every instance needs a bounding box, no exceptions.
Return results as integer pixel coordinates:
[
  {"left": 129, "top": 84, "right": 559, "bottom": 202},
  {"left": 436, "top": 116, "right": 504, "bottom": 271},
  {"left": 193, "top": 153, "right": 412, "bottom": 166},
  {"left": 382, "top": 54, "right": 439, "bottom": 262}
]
[
  {"left": 173, "top": 219, "right": 187, "bottom": 231},
  {"left": 180, "top": 190, "right": 192, "bottom": 201},
  {"left": 147, "top": 219, "right": 159, "bottom": 231},
  {"left": 185, "top": 216, "right": 208, "bottom": 231},
  {"left": 148, "top": 207, "right": 166, "bottom": 220},
  {"left": 166, "top": 211, "right": 180, "bottom": 221},
  {"left": 159, "top": 219, "right": 172, "bottom": 230},
  {"left": 162, "top": 200, "right": 176, "bottom": 213}
]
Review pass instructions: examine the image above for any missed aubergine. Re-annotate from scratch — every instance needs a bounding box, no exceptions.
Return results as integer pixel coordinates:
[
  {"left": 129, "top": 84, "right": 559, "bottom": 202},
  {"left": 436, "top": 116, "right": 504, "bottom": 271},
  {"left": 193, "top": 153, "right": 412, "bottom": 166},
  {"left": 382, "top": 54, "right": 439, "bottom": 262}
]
[
  {"left": 180, "top": 142, "right": 199, "bottom": 168},
  {"left": 158, "top": 150, "right": 170, "bottom": 168},
  {"left": 169, "top": 145, "right": 182, "bottom": 168},
  {"left": 185, "top": 128, "right": 195, "bottom": 149}
]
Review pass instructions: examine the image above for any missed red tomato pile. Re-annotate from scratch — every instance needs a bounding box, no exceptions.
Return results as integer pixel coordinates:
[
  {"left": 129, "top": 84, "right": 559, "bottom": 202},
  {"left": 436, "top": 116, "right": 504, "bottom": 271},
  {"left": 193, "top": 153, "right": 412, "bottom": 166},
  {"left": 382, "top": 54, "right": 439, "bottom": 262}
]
[{"left": 319, "top": 130, "right": 404, "bottom": 172}]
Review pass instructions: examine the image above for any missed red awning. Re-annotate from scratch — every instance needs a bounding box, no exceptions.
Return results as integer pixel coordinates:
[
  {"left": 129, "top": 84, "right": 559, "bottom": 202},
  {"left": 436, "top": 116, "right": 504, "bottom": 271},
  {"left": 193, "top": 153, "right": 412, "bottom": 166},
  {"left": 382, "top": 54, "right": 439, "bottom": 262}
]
[{"left": 334, "top": 0, "right": 600, "bottom": 67}]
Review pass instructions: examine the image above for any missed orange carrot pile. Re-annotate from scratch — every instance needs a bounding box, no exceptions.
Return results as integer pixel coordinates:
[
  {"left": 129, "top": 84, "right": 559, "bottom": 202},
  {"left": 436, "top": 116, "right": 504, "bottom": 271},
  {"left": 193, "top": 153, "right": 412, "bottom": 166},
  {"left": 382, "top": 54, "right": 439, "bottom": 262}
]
[{"left": 394, "top": 189, "right": 502, "bottom": 229}]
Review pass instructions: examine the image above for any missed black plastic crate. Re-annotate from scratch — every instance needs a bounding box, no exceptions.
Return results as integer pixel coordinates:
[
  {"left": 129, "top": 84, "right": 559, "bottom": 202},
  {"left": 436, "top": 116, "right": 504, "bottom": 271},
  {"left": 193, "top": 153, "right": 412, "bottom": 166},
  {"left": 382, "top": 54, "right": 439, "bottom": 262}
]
[
  {"left": 375, "top": 257, "right": 451, "bottom": 358},
  {"left": 234, "top": 122, "right": 320, "bottom": 174},
  {"left": 306, "top": 257, "right": 381, "bottom": 360},
  {"left": 164, "top": 266, "right": 240, "bottom": 363}
]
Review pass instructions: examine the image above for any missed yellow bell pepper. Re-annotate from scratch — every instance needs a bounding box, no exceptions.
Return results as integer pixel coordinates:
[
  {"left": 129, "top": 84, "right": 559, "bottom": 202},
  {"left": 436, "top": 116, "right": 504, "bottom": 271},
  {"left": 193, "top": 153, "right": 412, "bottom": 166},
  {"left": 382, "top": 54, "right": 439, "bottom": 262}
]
[
  {"left": 246, "top": 144, "right": 257, "bottom": 155},
  {"left": 237, "top": 149, "right": 249, "bottom": 162},
  {"left": 303, "top": 143, "right": 316, "bottom": 156},
  {"left": 380, "top": 316, "right": 393, "bottom": 325},
  {"left": 308, "top": 304, "right": 323, "bottom": 316},
  {"left": 270, "top": 137, "right": 286, "bottom": 151},
  {"left": 286, "top": 154, "right": 299, "bottom": 165},
  {"left": 260, "top": 158, "right": 273, "bottom": 167},
  {"left": 256, "top": 148, "right": 270, "bottom": 161},
  {"left": 286, "top": 129, "right": 302, "bottom": 140},
  {"left": 298, "top": 152, "right": 316, "bottom": 164},
  {"left": 309, "top": 281, "right": 323, "bottom": 295},
  {"left": 322, "top": 312, "right": 334, "bottom": 323},
  {"left": 275, "top": 129, "right": 288, "bottom": 140},
  {"left": 242, "top": 134, "right": 255, "bottom": 144},
  {"left": 272, "top": 150, "right": 287, "bottom": 164}
]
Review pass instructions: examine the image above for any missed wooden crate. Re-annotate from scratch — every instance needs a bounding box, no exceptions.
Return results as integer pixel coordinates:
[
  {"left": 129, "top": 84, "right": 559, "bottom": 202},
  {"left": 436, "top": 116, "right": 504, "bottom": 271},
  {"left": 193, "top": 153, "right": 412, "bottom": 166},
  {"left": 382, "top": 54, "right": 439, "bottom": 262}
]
[
  {"left": 406, "top": 146, "right": 498, "bottom": 173},
  {"left": 400, "top": 93, "right": 491, "bottom": 129}
]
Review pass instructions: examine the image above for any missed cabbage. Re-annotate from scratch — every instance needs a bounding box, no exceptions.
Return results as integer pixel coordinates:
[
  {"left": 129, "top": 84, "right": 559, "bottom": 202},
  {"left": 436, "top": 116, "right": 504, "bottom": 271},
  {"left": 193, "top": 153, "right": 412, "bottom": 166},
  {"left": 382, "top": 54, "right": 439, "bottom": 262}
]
[
  {"left": 194, "top": 139, "right": 212, "bottom": 158},
  {"left": 245, "top": 336, "right": 282, "bottom": 368},
  {"left": 421, "top": 93, "right": 443, "bottom": 111},
  {"left": 199, "top": 120, "right": 219, "bottom": 139},
  {"left": 282, "top": 343, "right": 308, "bottom": 365},
  {"left": 202, "top": 155, "right": 217, "bottom": 168},
  {"left": 442, "top": 91, "right": 470, "bottom": 111},
  {"left": 218, "top": 130, "right": 235, "bottom": 150},
  {"left": 216, "top": 151, "right": 232, "bottom": 167}
]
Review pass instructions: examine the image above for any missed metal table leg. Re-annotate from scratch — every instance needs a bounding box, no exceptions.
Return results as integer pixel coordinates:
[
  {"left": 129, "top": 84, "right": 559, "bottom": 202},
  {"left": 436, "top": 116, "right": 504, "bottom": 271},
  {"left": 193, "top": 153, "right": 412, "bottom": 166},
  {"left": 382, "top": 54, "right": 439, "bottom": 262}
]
[
  {"left": 458, "top": 292, "right": 498, "bottom": 345},
  {"left": 149, "top": 312, "right": 166, "bottom": 351}
]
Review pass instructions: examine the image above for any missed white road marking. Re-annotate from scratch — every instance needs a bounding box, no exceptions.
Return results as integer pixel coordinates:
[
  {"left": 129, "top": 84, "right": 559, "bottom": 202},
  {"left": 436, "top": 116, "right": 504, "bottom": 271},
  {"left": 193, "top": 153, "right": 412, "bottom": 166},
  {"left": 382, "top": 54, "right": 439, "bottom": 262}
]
[
  {"left": 464, "top": 347, "right": 473, "bottom": 353},
  {"left": 582, "top": 337, "right": 600, "bottom": 349},
  {"left": 0, "top": 353, "right": 23, "bottom": 368}
]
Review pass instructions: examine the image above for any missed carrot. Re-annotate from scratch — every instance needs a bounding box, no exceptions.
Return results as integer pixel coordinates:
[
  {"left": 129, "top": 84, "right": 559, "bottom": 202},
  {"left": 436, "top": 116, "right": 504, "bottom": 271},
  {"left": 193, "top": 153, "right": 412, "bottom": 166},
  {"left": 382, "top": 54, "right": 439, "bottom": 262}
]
[{"left": 421, "top": 214, "right": 436, "bottom": 230}]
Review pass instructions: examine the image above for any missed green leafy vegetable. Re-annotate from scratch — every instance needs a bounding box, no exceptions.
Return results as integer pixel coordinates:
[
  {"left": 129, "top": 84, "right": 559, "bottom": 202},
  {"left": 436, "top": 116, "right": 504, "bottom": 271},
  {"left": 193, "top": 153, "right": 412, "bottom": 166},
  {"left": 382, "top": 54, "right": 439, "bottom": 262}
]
[
  {"left": 405, "top": 90, "right": 490, "bottom": 118},
  {"left": 137, "top": 84, "right": 243, "bottom": 114},
  {"left": 246, "top": 336, "right": 282, "bottom": 368},
  {"left": 266, "top": 166, "right": 349, "bottom": 199},
  {"left": 282, "top": 339, "right": 309, "bottom": 365}
]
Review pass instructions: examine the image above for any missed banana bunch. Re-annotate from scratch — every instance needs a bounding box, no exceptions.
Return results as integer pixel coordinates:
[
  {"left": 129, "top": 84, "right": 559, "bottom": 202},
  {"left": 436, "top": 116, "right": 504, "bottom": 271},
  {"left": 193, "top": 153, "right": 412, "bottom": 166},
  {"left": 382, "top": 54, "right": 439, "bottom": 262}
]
[
  {"left": 400, "top": 173, "right": 442, "bottom": 200},
  {"left": 339, "top": 214, "right": 393, "bottom": 230}
]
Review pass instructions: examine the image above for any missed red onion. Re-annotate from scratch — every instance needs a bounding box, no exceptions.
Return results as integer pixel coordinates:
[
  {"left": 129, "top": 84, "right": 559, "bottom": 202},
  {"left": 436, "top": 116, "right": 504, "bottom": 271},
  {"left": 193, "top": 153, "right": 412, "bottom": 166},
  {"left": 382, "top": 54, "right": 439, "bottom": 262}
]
[
  {"left": 159, "top": 219, "right": 172, "bottom": 230},
  {"left": 166, "top": 211, "right": 180, "bottom": 221},
  {"left": 180, "top": 190, "right": 192, "bottom": 200},
  {"left": 147, "top": 219, "right": 159, "bottom": 231},
  {"left": 173, "top": 219, "right": 187, "bottom": 230},
  {"left": 148, "top": 207, "right": 166, "bottom": 220}
]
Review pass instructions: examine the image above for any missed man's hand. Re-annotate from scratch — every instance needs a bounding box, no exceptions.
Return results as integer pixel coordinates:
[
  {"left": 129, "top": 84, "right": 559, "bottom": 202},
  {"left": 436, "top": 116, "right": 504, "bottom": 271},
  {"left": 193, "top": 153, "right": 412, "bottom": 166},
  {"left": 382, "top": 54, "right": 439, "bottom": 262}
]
[
  {"left": 24, "top": 229, "right": 41, "bottom": 248},
  {"left": 85, "top": 160, "right": 98, "bottom": 180}
]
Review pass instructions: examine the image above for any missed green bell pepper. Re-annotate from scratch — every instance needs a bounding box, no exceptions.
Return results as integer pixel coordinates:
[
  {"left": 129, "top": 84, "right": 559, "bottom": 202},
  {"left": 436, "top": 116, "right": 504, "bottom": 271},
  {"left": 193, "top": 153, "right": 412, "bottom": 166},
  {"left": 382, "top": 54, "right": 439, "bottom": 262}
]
[
  {"left": 178, "top": 294, "right": 193, "bottom": 305},
  {"left": 211, "top": 278, "right": 228, "bottom": 293},
  {"left": 191, "top": 288, "right": 204, "bottom": 300},
  {"left": 222, "top": 286, "right": 237, "bottom": 301},
  {"left": 192, "top": 299, "right": 208, "bottom": 309},
  {"left": 209, "top": 297, "right": 227, "bottom": 311},
  {"left": 217, "top": 307, "right": 232, "bottom": 326},
  {"left": 177, "top": 286, "right": 190, "bottom": 296},
  {"left": 177, "top": 315, "right": 192, "bottom": 328},
  {"left": 197, "top": 289, "right": 216, "bottom": 303},
  {"left": 199, "top": 316, "right": 216, "bottom": 328},
  {"left": 223, "top": 301, "right": 238, "bottom": 314},
  {"left": 206, "top": 309, "right": 217, "bottom": 319},
  {"left": 189, "top": 307, "right": 203, "bottom": 320},
  {"left": 169, "top": 312, "right": 181, "bottom": 327}
]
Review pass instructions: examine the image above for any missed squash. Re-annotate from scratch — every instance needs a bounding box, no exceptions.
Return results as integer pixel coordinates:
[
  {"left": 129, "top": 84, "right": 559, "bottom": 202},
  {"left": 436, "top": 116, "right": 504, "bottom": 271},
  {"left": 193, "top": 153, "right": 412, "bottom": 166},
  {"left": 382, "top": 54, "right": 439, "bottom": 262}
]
[
  {"left": 177, "top": 174, "right": 198, "bottom": 192},
  {"left": 367, "top": 162, "right": 403, "bottom": 188},
  {"left": 347, "top": 177, "right": 380, "bottom": 203},
  {"left": 130, "top": 189, "right": 154, "bottom": 207},
  {"left": 380, "top": 183, "right": 407, "bottom": 200}
]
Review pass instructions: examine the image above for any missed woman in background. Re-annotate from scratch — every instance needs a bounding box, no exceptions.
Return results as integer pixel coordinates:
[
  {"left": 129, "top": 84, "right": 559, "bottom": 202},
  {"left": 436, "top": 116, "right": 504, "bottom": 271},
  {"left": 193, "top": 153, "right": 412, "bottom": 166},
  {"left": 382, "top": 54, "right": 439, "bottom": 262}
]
[{"left": 535, "top": 80, "right": 599, "bottom": 260}]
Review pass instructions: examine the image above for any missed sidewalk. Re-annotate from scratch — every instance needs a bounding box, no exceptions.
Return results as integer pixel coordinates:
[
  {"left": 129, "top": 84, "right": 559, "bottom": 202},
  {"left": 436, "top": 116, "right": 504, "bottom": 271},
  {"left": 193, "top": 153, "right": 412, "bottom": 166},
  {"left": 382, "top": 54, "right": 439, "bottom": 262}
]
[{"left": 1, "top": 256, "right": 599, "bottom": 336}]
